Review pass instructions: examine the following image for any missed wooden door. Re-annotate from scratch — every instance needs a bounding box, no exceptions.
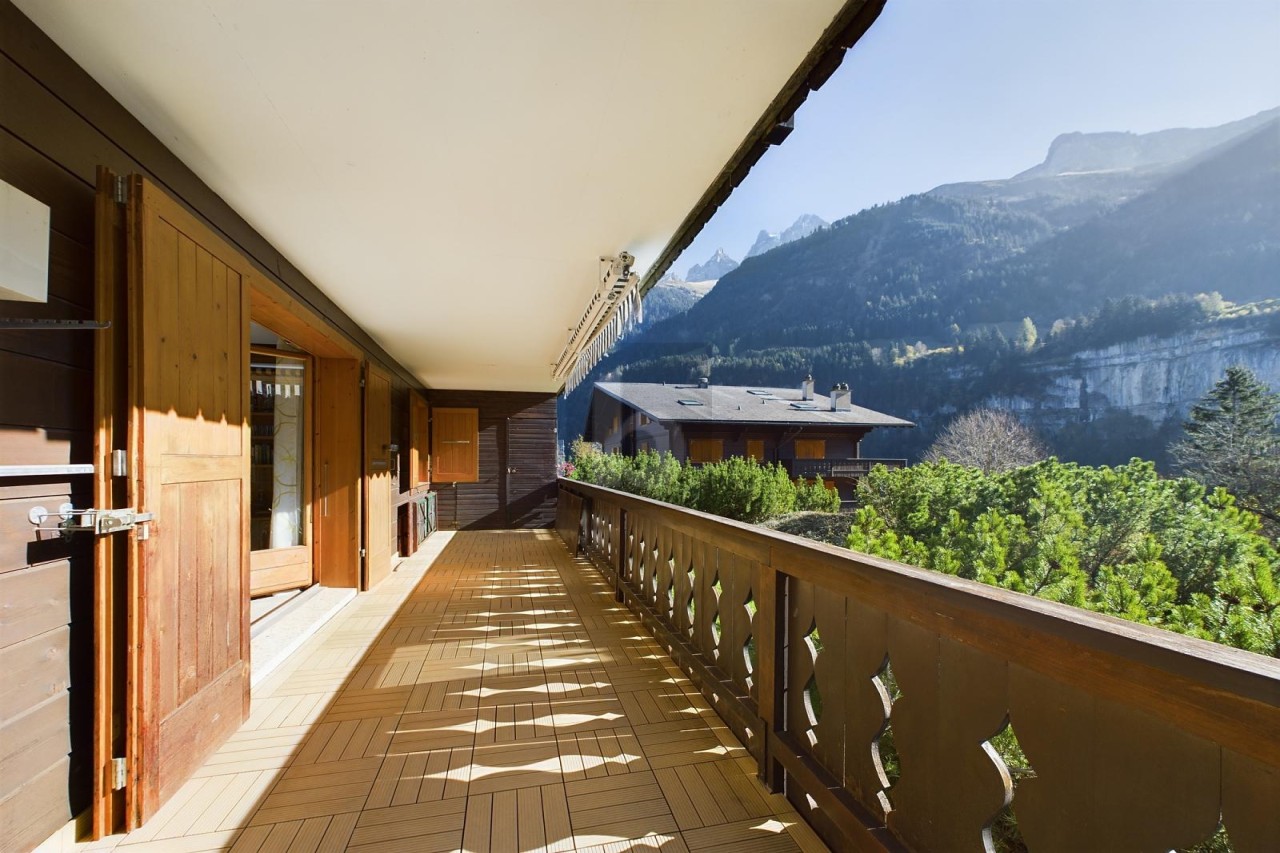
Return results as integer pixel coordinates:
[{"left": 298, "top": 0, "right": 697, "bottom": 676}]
[
  {"left": 123, "top": 175, "right": 251, "bottom": 824},
  {"left": 363, "top": 364, "right": 393, "bottom": 588},
  {"left": 505, "top": 415, "right": 556, "bottom": 527},
  {"left": 314, "top": 358, "right": 362, "bottom": 588}
]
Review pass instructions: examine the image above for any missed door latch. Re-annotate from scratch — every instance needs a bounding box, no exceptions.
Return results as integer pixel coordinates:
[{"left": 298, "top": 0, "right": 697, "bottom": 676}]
[{"left": 28, "top": 505, "right": 154, "bottom": 539}]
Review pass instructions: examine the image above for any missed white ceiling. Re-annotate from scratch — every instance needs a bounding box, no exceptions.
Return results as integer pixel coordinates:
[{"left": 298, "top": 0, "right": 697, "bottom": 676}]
[{"left": 17, "top": 0, "right": 848, "bottom": 392}]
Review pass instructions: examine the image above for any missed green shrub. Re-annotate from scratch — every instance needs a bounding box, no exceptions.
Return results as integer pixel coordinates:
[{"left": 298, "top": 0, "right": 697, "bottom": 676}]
[
  {"left": 567, "top": 440, "right": 843, "bottom": 524},
  {"left": 848, "top": 458, "right": 1280, "bottom": 656}
]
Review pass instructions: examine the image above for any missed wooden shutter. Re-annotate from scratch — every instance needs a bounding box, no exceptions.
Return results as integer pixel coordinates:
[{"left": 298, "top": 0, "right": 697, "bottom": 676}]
[
  {"left": 433, "top": 408, "right": 479, "bottom": 483},
  {"left": 746, "top": 439, "right": 765, "bottom": 461},
  {"left": 410, "top": 393, "right": 430, "bottom": 487},
  {"left": 688, "top": 439, "right": 724, "bottom": 464},
  {"left": 115, "top": 174, "right": 251, "bottom": 825},
  {"left": 795, "top": 439, "right": 826, "bottom": 459},
  {"left": 363, "top": 364, "right": 393, "bottom": 589}
]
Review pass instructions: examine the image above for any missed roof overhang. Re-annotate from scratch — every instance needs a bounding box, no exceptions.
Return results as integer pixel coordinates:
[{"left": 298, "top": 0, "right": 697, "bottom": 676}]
[{"left": 16, "top": 0, "right": 884, "bottom": 392}]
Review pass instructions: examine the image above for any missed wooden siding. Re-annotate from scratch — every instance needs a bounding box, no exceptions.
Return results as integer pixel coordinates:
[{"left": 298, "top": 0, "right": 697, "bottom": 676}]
[
  {"left": 428, "top": 392, "right": 557, "bottom": 531},
  {"left": 0, "top": 3, "right": 423, "bottom": 844}
]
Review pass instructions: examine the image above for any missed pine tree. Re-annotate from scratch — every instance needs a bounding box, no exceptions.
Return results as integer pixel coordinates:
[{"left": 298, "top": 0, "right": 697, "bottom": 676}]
[{"left": 1172, "top": 365, "right": 1280, "bottom": 527}]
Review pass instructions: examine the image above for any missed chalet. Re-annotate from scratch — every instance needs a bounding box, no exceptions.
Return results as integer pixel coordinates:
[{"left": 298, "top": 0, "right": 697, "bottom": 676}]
[
  {"left": 587, "top": 378, "right": 913, "bottom": 496},
  {"left": 1, "top": 1, "right": 1274, "bottom": 852}
]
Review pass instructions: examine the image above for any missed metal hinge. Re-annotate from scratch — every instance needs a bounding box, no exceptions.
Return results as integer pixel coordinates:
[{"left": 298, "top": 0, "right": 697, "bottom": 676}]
[
  {"left": 360, "top": 548, "right": 367, "bottom": 558},
  {"left": 360, "top": 377, "right": 366, "bottom": 388},
  {"left": 113, "top": 175, "right": 130, "bottom": 205},
  {"left": 111, "top": 757, "right": 127, "bottom": 790},
  {"left": 112, "top": 449, "right": 128, "bottom": 478}
]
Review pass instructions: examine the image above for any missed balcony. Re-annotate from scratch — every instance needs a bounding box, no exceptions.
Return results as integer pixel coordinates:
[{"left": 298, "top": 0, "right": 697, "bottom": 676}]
[
  {"left": 558, "top": 478, "right": 1280, "bottom": 852},
  {"left": 784, "top": 457, "right": 907, "bottom": 480},
  {"left": 80, "top": 530, "right": 822, "bottom": 852}
]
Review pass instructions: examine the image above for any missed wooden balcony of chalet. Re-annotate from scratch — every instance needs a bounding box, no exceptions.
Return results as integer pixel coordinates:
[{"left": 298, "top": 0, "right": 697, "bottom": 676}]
[
  {"left": 60, "top": 529, "right": 824, "bottom": 853},
  {"left": 782, "top": 458, "right": 907, "bottom": 481},
  {"left": 49, "top": 488, "right": 1279, "bottom": 853},
  {"left": 558, "top": 480, "right": 1280, "bottom": 853}
]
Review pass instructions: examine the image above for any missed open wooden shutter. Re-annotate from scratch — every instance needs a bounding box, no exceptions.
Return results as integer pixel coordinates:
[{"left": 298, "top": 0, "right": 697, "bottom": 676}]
[
  {"left": 432, "top": 408, "right": 479, "bottom": 483},
  {"left": 120, "top": 174, "right": 251, "bottom": 825},
  {"left": 362, "top": 364, "right": 393, "bottom": 589}
]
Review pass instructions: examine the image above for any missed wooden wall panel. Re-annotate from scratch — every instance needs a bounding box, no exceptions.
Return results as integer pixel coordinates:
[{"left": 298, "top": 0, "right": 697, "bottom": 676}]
[{"left": 428, "top": 391, "right": 557, "bottom": 530}]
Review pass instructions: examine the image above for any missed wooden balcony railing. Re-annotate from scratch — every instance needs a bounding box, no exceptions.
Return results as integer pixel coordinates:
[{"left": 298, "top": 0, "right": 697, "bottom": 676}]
[
  {"left": 556, "top": 479, "right": 1280, "bottom": 852},
  {"left": 785, "top": 457, "right": 907, "bottom": 480}
]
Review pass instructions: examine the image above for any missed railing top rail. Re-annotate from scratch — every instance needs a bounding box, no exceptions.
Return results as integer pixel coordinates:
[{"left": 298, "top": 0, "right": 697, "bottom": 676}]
[{"left": 559, "top": 477, "right": 1280, "bottom": 764}]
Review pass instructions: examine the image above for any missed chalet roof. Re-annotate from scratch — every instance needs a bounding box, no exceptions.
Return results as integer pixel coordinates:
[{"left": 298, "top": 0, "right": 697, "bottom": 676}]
[{"left": 594, "top": 382, "right": 914, "bottom": 428}]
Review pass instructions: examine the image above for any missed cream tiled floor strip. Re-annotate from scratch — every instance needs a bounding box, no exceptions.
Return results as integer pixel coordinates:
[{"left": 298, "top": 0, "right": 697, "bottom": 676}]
[{"left": 62, "top": 530, "right": 826, "bottom": 853}]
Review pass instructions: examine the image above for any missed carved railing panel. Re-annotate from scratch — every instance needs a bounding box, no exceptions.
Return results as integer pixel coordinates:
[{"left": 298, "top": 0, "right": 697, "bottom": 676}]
[{"left": 557, "top": 480, "right": 1280, "bottom": 853}]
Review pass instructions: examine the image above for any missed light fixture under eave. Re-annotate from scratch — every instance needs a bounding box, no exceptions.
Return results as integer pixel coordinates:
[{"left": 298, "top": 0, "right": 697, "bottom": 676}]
[{"left": 553, "top": 252, "right": 644, "bottom": 393}]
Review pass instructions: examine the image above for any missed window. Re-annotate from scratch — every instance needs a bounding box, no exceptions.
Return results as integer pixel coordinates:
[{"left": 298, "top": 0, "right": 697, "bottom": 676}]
[
  {"left": 432, "top": 408, "right": 479, "bottom": 482},
  {"left": 688, "top": 439, "right": 724, "bottom": 463},
  {"left": 611, "top": 414, "right": 620, "bottom": 435},
  {"left": 639, "top": 414, "right": 651, "bottom": 426},
  {"left": 249, "top": 347, "right": 310, "bottom": 552},
  {"left": 795, "top": 439, "right": 826, "bottom": 459},
  {"left": 746, "top": 439, "right": 765, "bottom": 462}
]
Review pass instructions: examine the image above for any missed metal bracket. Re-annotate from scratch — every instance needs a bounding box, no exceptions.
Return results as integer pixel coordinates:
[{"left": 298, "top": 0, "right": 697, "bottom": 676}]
[
  {"left": 28, "top": 505, "right": 154, "bottom": 540},
  {"left": 111, "top": 757, "right": 128, "bottom": 791}
]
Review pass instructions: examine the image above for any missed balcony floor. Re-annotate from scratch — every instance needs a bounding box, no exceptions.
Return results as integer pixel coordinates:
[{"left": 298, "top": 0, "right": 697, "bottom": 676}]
[{"left": 70, "top": 530, "right": 823, "bottom": 853}]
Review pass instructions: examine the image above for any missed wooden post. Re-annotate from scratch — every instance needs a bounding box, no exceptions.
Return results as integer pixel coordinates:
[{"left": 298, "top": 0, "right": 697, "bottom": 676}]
[
  {"left": 615, "top": 508, "right": 627, "bottom": 602},
  {"left": 756, "top": 555, "right": 788, "bottom": 792}
]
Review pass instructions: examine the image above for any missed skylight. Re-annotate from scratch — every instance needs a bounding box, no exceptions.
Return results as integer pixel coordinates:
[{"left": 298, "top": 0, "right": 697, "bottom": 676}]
[
  {"left": 747, "top": 390, "right": 771, "bottom": 396},
  {"left": 791, "top": 402, "right": 821, "bottom": 410},
  {"left": 678, "top": 399, "right": 704, "bottom": 406}
]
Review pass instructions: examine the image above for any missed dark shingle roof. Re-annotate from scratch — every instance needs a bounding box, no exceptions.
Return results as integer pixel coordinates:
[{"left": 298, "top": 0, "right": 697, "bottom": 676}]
[{"left": 594, "top": 382, "right": 914, "bottom": 428}]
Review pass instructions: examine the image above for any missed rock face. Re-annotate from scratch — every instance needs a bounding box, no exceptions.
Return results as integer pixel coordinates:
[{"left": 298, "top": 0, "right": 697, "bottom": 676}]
[
  {"left": 1015, "top": 107, "right": 1280, "bottom": 179},
  {"left": 686, "top": 248, "right": 739, "bottom": 282},
  {"left": 983, "top": 322, "right": 1280, "bottom": 429},
  {"left": 744, "top": 213, "right": 829, "bottom": 258}
]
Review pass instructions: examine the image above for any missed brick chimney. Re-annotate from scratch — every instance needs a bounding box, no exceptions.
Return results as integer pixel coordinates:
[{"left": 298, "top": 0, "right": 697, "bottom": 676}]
[
  {"left": 801, "top": 374, "right": 814, "bottom": 401},
  {"left": 830, "top": 382, "right": 851, "bottom": 411}
]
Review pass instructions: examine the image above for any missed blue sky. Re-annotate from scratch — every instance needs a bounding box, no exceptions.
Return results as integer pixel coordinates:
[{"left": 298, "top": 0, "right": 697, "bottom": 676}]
[{"left": 674, "top": 0, "right": 1280, "bottom": 274}]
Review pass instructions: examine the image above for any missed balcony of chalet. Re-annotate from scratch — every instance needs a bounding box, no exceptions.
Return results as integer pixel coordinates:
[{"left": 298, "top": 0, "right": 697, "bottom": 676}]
[
  {"left": 783, "top": 458, "right": 907, "bottom": 482},
  {"left": 61, "top": 485, "right": 1279, "bottom": 853},
  {"left": 63, "top": 528, "right": 825, "bottom": 853}
]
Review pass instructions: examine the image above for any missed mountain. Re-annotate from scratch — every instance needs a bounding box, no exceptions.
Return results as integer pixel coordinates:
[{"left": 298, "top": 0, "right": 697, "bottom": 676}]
[
  {"left": 642, "top": 114, "right": 1279, "bottom": 352},
  {"left": 686, "top": 248, "right": 739, "bottom": 282},
  {"left": 560, "top": 110, "right": 1280, "bottom": 465},
  {"left": 638, "top": 275, "right": 716, "bottom": 328},
  {"left": 929, "top": 107, "right": 1280, "bottom": 228},
  {"left": 745, "top": 213, "right": 829, "bottom": 258},
  {"left": 1015, "top": 107, "right": 1279, "bottom": 179}
]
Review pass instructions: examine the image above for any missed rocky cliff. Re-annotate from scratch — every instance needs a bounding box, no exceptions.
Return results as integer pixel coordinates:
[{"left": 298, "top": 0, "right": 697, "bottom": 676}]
[{"left": 984, "top": 321, "right": 1280, "bottom": 428}]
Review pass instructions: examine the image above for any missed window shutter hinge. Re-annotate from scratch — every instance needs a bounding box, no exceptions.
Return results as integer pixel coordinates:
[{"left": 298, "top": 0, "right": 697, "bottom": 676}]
[
  {"left": 113, "top": 176, "right": 129, "bottom": 205},
  {"left": 360, "top": 378, "right": 366, "bottom": 388},
  {"left": 360, "top": 548, "right": 367, "bottom": 558},
  {"left": 111, "top": 757, "right": 127, "bottom": 790}
]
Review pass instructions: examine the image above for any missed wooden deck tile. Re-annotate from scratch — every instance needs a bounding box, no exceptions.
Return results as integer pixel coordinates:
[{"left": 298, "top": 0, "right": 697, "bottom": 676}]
[{"left": 78, "top": 531, "right": 824, "bottom": 852}]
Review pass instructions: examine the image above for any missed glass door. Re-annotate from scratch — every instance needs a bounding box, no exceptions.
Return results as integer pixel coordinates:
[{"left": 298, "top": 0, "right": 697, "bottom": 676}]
[{"left": 248, "top": 342, "right": 313, "bottom": 595}]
